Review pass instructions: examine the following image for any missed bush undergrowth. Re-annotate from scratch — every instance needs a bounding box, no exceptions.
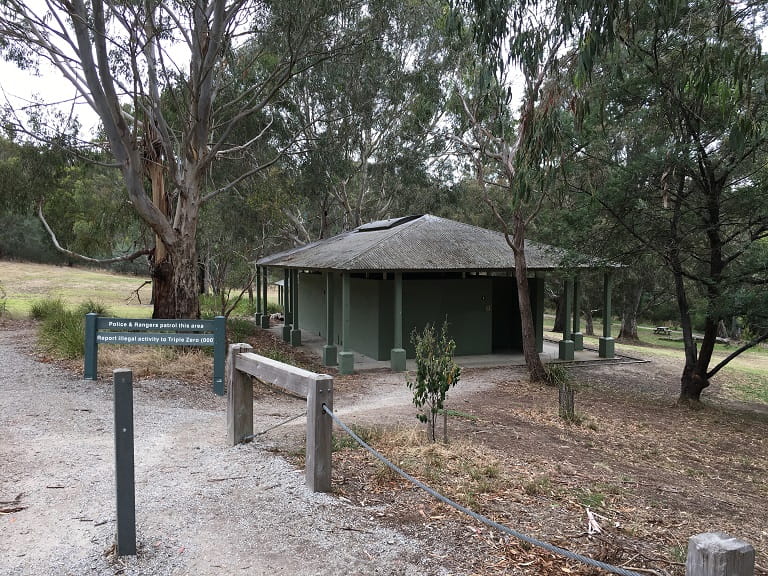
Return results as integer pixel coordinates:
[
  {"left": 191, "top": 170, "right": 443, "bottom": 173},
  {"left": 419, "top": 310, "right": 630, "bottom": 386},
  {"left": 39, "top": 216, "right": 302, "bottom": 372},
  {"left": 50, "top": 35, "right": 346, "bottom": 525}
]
[{"left": 32, "top": 297, "right": 112, "bottom": 359}]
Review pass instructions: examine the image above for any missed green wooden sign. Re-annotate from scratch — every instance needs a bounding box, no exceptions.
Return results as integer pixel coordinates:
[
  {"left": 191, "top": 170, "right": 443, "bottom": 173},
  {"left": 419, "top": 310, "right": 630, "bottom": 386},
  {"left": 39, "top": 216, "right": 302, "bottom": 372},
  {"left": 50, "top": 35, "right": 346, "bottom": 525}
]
[{"left": 84, "top": 314, "right": 226, "bottom": 395}]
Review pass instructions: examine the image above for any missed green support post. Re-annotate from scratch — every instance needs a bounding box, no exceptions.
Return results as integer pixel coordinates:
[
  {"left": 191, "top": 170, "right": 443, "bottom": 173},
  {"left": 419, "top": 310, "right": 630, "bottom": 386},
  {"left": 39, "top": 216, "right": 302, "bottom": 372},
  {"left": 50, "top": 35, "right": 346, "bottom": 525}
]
[
  {"left": 255, "top": 267, "right": 262, "bottom": 322},
  {"left": 260, "top": 267, "right": 270, "bottom": 328},
  {"left": 213, "top": 315, "right": 226, "bottom": 395},
  {"left": 599, "top": 272, "right": 615, "bottom": 358},
  {"left": 323, "top": 271, "right": 337, "bottom": 366},
  {"left": 572, "top": 277, "right": 583, "bottom": 351},
  {"left": 390, "top": 272, "right": 406, "bottom": 371},
  {"left": 282, "top": 269, "right": 292, "bottom": 342},
  {"left": 559, "top": 278, "right": 574, "bottom": 361},
  {"left": 339, "top": 272, "right": 354, "bottom": 374},
  {"left": 533, "top": 276, "right": 545, "bottom": 353},
  {"left": 84, "top": 312, "right": 98, "bottom": 380},
  {"left": 290, "top": 269, "right": 301, "bottom": 346},
  {"left": 113, "top": 368, "right": 136, "bottom": 556}
]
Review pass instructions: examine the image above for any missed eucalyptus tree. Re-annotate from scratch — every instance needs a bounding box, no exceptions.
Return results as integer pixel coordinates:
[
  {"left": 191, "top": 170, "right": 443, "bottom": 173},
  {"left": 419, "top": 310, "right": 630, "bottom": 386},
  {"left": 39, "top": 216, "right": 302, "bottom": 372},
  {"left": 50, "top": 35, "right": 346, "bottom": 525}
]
[
  {"left": 0, "top": 0, "right": 358, "bottom": 318},
  {"left": 563, "top": 0, "right": 768, "bottom": 402},
  {"left": 447, "top": 0, "right": 617, "bottom": 381},
  {"left": 284, "top": 0, "right": 458, "bottom": 238}
]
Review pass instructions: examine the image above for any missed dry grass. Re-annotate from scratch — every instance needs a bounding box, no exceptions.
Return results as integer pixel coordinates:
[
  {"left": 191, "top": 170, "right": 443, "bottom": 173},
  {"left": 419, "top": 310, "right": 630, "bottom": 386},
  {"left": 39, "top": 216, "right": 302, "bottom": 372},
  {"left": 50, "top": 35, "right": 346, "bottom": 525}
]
[
  {"left": 96, "top": 346, "right": 214, "bottom": 386},
  {"left": 0, "top": 260, "right": 151, "bottom": 318}
]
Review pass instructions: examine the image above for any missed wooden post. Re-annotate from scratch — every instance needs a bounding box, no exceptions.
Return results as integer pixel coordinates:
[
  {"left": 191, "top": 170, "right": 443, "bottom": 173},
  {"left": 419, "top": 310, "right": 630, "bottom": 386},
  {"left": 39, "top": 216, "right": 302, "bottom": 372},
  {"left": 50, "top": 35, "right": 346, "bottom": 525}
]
[
  {"left": 113, "top": 369, "right": 136, "bottom": 556},
  {"left": 306, "top": 374, "right": 334, "bottom": 492},
  {"left": 686, "top": 533, "right": 755, "bottom": 576},
  {"left": 226, "top": 343, "right": 254, "bottom": 446}
]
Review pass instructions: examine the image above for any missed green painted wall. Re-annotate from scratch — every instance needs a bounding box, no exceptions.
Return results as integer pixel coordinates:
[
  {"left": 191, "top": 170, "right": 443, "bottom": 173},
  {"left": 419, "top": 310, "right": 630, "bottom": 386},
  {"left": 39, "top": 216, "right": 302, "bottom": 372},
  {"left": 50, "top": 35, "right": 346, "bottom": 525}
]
[
  {"left": 349, "top": 277, "right": 382, "bottom": 359},
  {"left": 403, "top": 277, "right": 492, "bottom": 357},
  {"left": 377, "top": 280, "right": 394, "bottom": 359},
  {"left": 298, "top": 272, "right": 325, "bottom": 335},
  {"left": 297, "top": 271, "right": 546, "bottom": 361}
]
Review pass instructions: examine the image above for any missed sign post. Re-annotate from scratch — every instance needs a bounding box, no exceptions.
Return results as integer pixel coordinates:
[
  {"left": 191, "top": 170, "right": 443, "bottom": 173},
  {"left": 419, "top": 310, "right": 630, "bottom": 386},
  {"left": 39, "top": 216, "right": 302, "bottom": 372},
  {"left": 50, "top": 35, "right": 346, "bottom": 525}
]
[
  {"left": 113, "top": 368, "right": 136, "bottom": 556},
  {"left": 85, "top": 315, "right": 227, "bottom": 395}
]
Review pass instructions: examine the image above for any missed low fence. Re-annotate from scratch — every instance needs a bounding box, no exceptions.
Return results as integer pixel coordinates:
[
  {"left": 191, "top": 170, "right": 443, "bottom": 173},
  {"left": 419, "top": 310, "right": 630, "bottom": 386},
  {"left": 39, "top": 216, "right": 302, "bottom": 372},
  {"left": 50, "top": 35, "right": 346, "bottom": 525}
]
[
  {"left": 226, "top": 343, "right": 333, "bottom": 492},
  {"left": 226, "top": 344, "right": 756, "bottom": 575}
]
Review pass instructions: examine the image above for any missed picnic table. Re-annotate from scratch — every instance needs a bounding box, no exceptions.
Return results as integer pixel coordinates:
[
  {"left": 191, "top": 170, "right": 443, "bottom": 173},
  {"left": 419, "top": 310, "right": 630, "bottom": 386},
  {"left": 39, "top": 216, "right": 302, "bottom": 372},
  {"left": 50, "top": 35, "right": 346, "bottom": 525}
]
[{"left": 653, "top": 326, "right": 672, "bottom": 336}]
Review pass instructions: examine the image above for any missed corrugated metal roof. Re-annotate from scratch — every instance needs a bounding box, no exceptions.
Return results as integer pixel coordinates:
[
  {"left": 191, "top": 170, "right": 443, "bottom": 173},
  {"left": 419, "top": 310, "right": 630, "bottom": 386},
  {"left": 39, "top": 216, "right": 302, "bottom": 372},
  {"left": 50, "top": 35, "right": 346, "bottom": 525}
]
[{"left": 257, "top": 214, "right": 601, "bottom": 271}]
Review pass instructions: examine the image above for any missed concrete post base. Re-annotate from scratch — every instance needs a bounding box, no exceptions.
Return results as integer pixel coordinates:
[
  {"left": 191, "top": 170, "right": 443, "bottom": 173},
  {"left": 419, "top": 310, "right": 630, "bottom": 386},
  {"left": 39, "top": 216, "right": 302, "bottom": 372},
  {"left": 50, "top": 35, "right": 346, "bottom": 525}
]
[
  {"left": 339, "top": 351, "right": 355, "bottom": 375},
  {"left": 390, "top": 348, "right": 406, "bottom": 372},
  {"left": 572, "top": 332, "right": 583, "bottom": 351},
  {"left": 559, "top": 339, "right": 574, "bottom": 361},
  {"left": 290, "top": 329, "right": 302, "bottom": 347},
  {"left": 322, "top": 345, "right": 338, "bottom": 367},
  {"left": 260, "top": 315, "right": 270, "bottom": 329},
  {"left": 599, "top": 337, "right": 615, "bottom": 358},
  {"left": 282, "top": 325, "right": 291, "bottom": 342}
]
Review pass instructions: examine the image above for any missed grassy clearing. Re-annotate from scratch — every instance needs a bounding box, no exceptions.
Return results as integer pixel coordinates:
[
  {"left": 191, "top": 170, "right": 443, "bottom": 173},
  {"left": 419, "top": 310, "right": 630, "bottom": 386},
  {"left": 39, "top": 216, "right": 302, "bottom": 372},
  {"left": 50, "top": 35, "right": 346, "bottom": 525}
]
[
  {"left": 545, "top": 325, "right": 768, "bottom": 406},
  {"left": 0, "top": 260, "right": 152, "bottom": 318}
]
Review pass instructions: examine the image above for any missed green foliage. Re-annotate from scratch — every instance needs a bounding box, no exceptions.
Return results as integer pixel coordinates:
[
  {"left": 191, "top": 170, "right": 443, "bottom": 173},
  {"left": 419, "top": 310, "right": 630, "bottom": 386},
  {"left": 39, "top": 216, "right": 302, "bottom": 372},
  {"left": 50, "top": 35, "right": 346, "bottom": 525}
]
[
  {"left": 0, "top": 214, "right": 64, "bottom": 263},
  {"left": 29, "top": 297, "right": 66, "bottom": 320},
  {"left": 0, "top": 281, "right": 6, "bottom": 317},
  {"left": 35, "top": 302, "right": 85, "bottom": 359},
  {"left": 75, "top": 299, "right": 111, "bottom": 316},
  {"left": 30, "top": 297, "right": 110, "bottom": 359},
  {"left": 267, "top": 301, "right": 282, "bottom": 314},
  {"left": 407, "top": 320, "right": 461, "bottom": 443},
  {"left": 543, "top": 362, "right": 570, "bottom": 388},
  {"left": 226, "top": 317, "right": 257, "bottom": 344}
]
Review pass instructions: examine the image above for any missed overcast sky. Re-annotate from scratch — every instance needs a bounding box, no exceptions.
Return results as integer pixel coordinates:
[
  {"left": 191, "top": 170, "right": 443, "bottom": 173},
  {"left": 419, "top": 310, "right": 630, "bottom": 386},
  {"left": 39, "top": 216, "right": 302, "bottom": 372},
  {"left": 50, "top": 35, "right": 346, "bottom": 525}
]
[{"left": 1, "top": 58, "right": 101, "bottom": 139}]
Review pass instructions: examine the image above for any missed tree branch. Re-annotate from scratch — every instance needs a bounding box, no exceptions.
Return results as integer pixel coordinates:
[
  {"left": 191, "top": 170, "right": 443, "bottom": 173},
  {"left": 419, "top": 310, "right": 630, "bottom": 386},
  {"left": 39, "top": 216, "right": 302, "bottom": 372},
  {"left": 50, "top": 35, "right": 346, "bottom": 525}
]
[
  {"left": 38, "top": 200, "right": 151, "bottom": 265},
  {"left": 707, "top": 331, "right": 768, "bottom": 380}
]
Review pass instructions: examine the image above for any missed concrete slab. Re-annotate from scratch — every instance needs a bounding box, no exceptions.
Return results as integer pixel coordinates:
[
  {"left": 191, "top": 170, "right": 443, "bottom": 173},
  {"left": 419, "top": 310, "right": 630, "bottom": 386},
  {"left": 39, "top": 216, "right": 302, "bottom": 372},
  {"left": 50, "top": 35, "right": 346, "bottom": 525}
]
[{"left": 265, "top": 324, "right": 624, "bottom": 372}]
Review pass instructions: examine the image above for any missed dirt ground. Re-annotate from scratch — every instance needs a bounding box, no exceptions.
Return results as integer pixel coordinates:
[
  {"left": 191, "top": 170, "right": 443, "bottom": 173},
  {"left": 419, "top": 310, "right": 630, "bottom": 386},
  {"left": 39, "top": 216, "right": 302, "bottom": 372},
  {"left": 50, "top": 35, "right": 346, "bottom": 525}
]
[
  {"left": 246, "top": 329, "right": 768, "bottom": 576},
  {"left": 2, "top": 320, "right": 767, "bottom": 575}
]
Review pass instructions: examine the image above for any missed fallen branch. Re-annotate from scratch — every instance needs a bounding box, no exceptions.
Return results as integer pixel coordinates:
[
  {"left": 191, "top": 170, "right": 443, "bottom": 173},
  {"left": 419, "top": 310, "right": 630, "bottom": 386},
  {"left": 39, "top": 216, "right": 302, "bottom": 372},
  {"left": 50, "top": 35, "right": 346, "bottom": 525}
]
[
  {"left": 128, "top": 280, "right": 152, "bottom": 304},
  {"left": 206, "top": 475, "right": 247, "bottom": 482},
  {"left": 0, "top": 506, "right": 26, "bottom": 514}
]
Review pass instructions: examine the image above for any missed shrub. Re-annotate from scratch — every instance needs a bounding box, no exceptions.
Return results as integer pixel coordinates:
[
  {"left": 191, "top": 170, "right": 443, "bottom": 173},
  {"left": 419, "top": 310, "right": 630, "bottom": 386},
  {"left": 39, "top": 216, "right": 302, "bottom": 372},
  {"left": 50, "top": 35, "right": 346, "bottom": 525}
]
[
  {"left": 76, "top": 299, "right": 111, "bottom": 316},
  {"left": 0, "top": 282, "right": 6, "bottom": 317},
  {"left": 29, "top": 298, "right": 66, "bottom": 320},
  {"left": 227, "top": 317, "right": 257, "bottom": 343},
  {"left": 38, "top": 307, "right": 85, "bottom": 359},
  {"left": 407, "top": 320, "right": 461, "bottom": 443}
]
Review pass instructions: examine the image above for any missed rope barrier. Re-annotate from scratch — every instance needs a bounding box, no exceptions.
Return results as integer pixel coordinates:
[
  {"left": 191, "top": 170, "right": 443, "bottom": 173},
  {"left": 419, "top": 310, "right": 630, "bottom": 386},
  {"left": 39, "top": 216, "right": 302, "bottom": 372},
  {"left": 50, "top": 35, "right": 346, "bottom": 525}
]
[
  {"left": 243, "top": 411, "right": 307, "bottom": 440},
  {"left": 323, "top": 405, "right": 644, "bottom": 576}
]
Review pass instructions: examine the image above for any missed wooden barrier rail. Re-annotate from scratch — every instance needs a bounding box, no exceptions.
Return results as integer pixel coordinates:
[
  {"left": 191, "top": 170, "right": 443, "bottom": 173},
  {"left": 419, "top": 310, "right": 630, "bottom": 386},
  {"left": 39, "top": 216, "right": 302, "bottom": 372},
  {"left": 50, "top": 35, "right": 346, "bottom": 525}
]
[{"left": 226, "top": 343, "right": 333, "bottom": 492}]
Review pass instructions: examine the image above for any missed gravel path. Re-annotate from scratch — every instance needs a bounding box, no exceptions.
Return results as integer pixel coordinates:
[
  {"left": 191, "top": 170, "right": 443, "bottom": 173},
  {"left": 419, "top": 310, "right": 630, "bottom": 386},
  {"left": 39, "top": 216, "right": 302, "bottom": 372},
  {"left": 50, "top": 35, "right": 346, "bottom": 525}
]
[{"left": 0, "top": 327, "right": 452, "bottom": 575}]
